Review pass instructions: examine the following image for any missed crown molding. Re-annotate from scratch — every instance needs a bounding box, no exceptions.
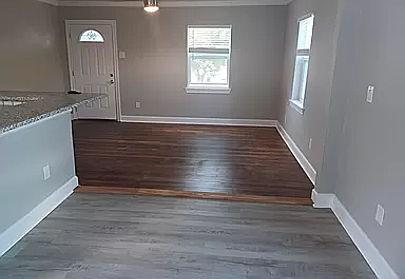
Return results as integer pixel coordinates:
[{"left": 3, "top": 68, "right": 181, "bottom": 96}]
[
  {"left": 60, "top": 0, "right": 142, "bottom": 6},
  {"left": 36, "top": 0, "right": 60, "bottom": 5},
  {"left": 163, "top": 0, "right": 293, "bottom": 7},
  {"left": 41, "top": 0, "right": 293, "bottom": 7}
]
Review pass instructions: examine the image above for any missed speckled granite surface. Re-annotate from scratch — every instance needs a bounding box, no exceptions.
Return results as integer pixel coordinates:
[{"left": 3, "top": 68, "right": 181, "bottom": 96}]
[{"left": 0, "top": 91, "right": 106, "bottom": 135}]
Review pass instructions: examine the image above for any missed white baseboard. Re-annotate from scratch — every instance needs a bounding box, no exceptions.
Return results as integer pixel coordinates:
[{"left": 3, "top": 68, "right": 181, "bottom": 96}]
[
  {"left": 311, "top": 189, "right": 335, "bottom": 208},
  {"left": 276, "top": 123, "right": 317, "bottom": 184},
  {"left": 311, "top": 190, "right": 398, "bottom": 279},
  {"left": 120, "top": 115, "right": 278, "bottom": 127},
  {"left": 0, "top": 176, "right": 78, "bottom": 257}
]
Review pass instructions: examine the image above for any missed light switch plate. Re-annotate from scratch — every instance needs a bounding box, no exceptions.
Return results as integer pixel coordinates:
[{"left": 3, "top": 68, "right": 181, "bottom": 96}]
[
  {"left": 375, "top": 204, "right": 384, "bottom": 226},
  {"left": 43, "top": 165, "right": 51, "bottom": 181},
  {"left": 308, "top": 138, "right": 313, "bottom": 150},
  {"left": 366, "top": 85, "right": 375, "bottom": 103},
  {"left": 135, "top": 101, "right": 141, "bottom": 109}
]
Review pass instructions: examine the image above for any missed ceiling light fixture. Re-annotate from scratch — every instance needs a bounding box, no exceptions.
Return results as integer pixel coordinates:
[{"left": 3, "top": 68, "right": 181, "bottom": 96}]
[{"left": 143, "top": 0, "right": 159, "bottom": 13}]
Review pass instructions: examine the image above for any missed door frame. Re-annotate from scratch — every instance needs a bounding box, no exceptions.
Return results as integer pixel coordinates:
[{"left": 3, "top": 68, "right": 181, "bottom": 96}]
[{"left": 65, "top": 20, "right": 122, "bottom": 121}]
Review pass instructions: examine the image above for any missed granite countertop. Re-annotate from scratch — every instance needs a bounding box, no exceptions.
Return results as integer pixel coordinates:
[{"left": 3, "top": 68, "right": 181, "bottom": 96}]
[{"left": 0, "top": 91, "right": 106, "bottom": 135}]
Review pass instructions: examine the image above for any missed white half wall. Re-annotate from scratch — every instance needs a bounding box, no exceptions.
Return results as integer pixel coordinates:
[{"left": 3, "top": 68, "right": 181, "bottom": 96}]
[
  {"left": 0, "top": 177, "right": 78, "bottom": 257},
  {"left": 0, "top": 112, "right": 78, "bottom": 256}
]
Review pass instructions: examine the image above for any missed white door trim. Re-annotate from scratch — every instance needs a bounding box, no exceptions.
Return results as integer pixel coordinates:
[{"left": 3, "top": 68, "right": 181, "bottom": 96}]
[{"left": 65, "top": 20, "right": 122, "bottom": 121}]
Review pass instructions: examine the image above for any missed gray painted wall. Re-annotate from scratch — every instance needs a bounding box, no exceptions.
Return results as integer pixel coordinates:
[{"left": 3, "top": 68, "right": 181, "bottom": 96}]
[
  {"left": 279, "top": 0, "right": 339, "bottom": 174},
  {"left": 317, "top": 0, "right": 405, "bottom": 276},
  {"left": 2, "top": 1, "right": 402, "bottom": 274},
  {"left": 0, "top": 0, "right": 67, "bottom": 92},
  {"left": 0, "top": 112, "right": 76, "bottom": 234},
  {"left": 59, "top": 6, "right": 287, "bottom": 119}
]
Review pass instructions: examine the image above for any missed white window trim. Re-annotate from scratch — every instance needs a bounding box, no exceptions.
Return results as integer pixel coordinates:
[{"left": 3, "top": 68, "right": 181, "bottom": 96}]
[
  {"left": 185, "top": 24, "right": 232, "bottom": 95},
  {"left": 185, "top": 86, "right": 231, "bottom": 95},
  {"left": 289, "top": 13, "right": 314, "bottom": 114},
  {"left": 289, "top": 99, "right": 305, "bottom": 114}
]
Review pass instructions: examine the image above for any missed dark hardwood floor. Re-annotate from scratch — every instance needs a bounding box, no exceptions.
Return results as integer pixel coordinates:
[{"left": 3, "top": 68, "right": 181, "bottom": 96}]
[
  {"left": 0, "top": 194, "right": 375, "bottom": 278},
  {"left": 73, "top": 120, "right": 313, "bottom": 204}
]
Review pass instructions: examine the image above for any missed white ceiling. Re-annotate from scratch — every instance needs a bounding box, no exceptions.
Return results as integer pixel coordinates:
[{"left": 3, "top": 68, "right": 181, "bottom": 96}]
[
  {"left": 57, "top": 0, "right": 288, "bottom": 1},
  {"left": 39, "top": 0, "right": 293, "bottom": 7}
]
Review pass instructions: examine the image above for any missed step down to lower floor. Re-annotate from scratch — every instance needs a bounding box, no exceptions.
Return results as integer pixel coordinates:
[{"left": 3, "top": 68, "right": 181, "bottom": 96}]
[{"left": 75, "top": 186, "right": 313, "bottom": 206}]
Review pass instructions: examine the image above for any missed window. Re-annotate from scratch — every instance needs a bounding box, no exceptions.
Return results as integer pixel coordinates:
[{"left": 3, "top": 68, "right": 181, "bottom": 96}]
[
  {"left": 290, "top": 14, "right": 314, "bottom": 114},
  {"left": 79, "top": 30, "right": 104, "bottom": 42},
  {"left": 186, "top": 25, "right": 232, "bottom": 94}
]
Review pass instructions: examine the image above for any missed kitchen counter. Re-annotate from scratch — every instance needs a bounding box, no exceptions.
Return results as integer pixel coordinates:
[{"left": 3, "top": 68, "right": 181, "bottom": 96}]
[
  {"left": 1, "top": 91, "right": 106, "bottom": 248},
  {"left": 0, "top": 91, "right": 105, "bottom": 135}
]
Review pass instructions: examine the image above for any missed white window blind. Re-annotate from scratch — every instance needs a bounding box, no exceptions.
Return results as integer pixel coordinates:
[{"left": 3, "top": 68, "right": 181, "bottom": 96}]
[
  {"left": 188, "top": 26, "right": 231, "bottom": 52},
  {"left": 186, "top": 25, "right": 232, "bottom": 93}
]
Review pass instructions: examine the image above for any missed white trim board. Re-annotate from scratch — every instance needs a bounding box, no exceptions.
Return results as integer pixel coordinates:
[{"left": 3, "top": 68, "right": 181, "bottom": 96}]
[
  {"left": 121, "top": 115, "right": 278, "bottom": 127},
  {"left": 276, "top": 123, "right": 317, "bottom": 184},
  {"left": 311, "top": 190, "right": 399, "bottom": 279},
  {"left": 39, "top": 0, "right": 293, "bottom": 7},
  {"left": 0, "top": 177, "right": 78, "bottom": 257},
  {"left": 311, "top": 189, "right": 334, "bottom": 209}
]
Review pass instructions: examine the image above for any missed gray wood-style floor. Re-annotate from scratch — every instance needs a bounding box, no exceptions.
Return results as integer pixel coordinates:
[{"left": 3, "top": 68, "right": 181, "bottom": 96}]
[{"left": 0, "top": 194, "right": 375, "bottom": 278}]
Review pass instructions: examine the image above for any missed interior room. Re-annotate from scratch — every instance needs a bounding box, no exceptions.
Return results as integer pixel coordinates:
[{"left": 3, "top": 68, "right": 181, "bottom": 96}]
[{"left": 0, "top": 0, "right": 403, "bottom": 278}]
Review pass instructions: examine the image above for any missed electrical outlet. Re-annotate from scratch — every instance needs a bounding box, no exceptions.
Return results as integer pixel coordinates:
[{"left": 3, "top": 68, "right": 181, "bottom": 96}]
[
  {"left": 119, "top": 51, "right": 126, "bottom": 59},
  {"left": 135, "top": 101, "right": 141, "bottom": 109},
  {"left": 308, "top": 138, "right": 313, "bottom": 150},
  {"left": 43, "top": 164, "right": 51, "bottom": 181},
  {"left": 366, "top": 85, "right": 375, "bottom": 103},
  {"left": 375, "top": 204, "right": 385, "bottom": 226}
]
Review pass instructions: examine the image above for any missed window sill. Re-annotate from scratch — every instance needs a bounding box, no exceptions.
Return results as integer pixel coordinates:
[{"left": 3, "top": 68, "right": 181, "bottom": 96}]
[
  {"left": 289, "top": 99, "right": 305, "bottom": 115},
  {"left": 185, "top": 87, "right": 231, "bottom": 95}
]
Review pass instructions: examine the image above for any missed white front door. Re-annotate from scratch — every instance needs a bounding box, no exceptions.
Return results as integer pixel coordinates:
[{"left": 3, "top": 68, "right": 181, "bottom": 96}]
[{"left": 67, "top": 22, "right": 118, "bottom": 120}]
